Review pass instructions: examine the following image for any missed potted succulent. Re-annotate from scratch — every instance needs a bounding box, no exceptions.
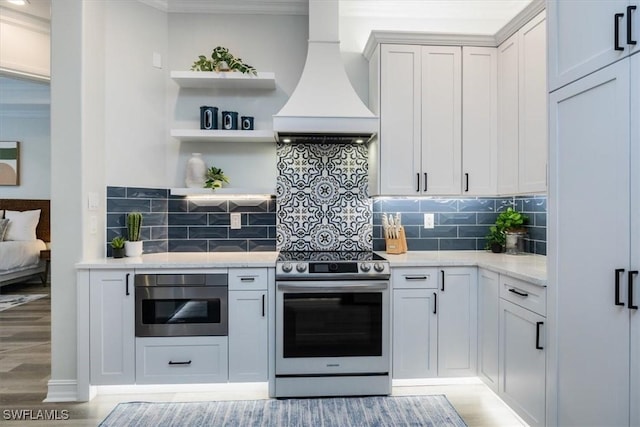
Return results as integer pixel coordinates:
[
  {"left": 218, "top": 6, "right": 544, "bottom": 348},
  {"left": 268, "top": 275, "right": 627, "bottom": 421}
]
[
  {"left": 204, "top": 166, "right": 230, "bottom": 190},
  {"left": 124, "top": 212, "right": 143, "bottom": 257},
  {"left": 494, "top": 207, "right": 528, "bottom": 255},
  {"left": 111, "top": 236, "right": 126, "bottom": 259},
  {"left": 191, "top": 46, "right": 257, "bottom": 75}
]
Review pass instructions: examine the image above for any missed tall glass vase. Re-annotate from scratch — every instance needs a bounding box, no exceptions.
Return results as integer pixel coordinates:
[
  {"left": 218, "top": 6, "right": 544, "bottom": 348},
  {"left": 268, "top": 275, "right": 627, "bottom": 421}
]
[{"left": 185, "top": 153, "right": 206, "bottom": 188}]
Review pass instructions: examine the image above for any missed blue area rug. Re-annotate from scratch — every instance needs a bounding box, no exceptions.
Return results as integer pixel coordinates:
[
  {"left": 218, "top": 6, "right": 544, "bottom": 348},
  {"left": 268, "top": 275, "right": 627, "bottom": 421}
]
[{"left": 99, "top": 395, "right": 467, "bottom": 426}]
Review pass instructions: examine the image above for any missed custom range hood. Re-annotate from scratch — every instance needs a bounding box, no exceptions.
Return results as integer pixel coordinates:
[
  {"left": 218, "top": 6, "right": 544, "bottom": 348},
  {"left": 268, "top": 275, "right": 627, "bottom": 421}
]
[{"left": 273, "top": 0, "right": 378, "bottom": 144}]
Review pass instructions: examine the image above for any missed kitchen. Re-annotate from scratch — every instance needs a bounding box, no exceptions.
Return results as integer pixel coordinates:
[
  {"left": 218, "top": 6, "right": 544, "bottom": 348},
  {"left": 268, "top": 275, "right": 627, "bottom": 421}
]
[{"left": 1, "top": 0, "right": 638, "bottom": 426}]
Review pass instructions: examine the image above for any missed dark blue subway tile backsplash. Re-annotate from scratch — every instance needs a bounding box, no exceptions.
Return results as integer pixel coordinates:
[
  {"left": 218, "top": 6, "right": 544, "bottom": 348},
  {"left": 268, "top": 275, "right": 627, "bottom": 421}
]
[{"left": 106, "top": 186, "right": 546, "bottom": 256}]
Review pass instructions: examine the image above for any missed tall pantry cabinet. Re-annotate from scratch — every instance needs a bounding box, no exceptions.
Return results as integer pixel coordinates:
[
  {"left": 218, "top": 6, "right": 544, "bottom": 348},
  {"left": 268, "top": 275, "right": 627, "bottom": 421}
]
[{"left": 548, "top": 2, "right": 639, "bottom": 426}]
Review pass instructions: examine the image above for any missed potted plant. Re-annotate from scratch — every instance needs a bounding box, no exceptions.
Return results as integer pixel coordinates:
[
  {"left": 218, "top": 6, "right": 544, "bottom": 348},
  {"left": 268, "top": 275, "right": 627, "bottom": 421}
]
[
  {"left": 494, "top": 207, "right": 528, "bottom": 255},
  {"left": 191, "top": 46, "right": 257, "bottom": 75},
  {"left": 111, "top": 236, "right": 126, "bottom": 259},
  {"left": 204, "top": 166, "right": 230, "bottom": 190},
  {"left": 124, "top": 212, "right": 143, "bottom": 257},
  {"left": 484, "top": 225, "right": 506, "bottom": 253}
]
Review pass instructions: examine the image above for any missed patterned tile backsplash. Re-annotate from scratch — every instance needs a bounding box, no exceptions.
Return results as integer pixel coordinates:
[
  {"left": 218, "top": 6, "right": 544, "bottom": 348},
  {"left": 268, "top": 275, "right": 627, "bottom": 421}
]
[
  {"left": 276, "top": 142, "right": 372, "bottom": 251},
  {"left": 106, "top": 186, "right": 276, "bottom": 256},
  {"left": 373, "top": 195, "right": 547, "bottom": 255}
]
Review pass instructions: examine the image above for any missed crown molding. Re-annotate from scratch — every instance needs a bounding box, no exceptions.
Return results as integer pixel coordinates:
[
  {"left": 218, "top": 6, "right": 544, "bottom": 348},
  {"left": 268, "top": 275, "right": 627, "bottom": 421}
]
[
  {"left": 138, "top": 0, "right": 307, "bottom": 16},
  {"left": 494, "top": 0, "right": 545, "bottom": 45}
]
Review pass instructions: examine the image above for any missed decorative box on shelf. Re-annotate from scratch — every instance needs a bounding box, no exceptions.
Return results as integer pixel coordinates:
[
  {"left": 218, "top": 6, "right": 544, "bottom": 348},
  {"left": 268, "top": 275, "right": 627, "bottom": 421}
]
[{"left": 170, "top": 71, "right": 276, "bottom": 90}]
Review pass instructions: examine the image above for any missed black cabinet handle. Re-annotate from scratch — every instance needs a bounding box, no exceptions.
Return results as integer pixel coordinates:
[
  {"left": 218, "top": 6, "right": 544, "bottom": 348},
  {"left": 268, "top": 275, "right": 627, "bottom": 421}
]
[
  {"left": 464, "top": 173, "right": 469, "bottom": 192},
  {"left": 433, "top": 292, "right": 437, "bottom": 314},
  {"left": 416, "top": 173, "right": 420, "bottom": 192},
  {"left": 615, "top": 268, "right": 626, "bottom": 306},
  {"left": 240, "top": 277, "right": 256, "bottom": 282},
  {"left": 535, "top": 322, "right": 544, "bottom": 350},
  {"left": 405, "top": 276, "right": 428, "bottom": 281},
  {"left": 628, "top": 6, "right": 637, "bottom": 45},
  {"left": 168, "top": 360, "right": 192, "bottom": 366},
  {"left": 629, "top": 271, "right": 639, "bottom": 310},
  {"left": 615, "top": 13, "right": 625, "bottom": 51},
  {"left": 508, "top": 288, "right": 529, "bottom": 298},
  {"left": 424, "top": 173, "right": 428, "bottom": 192},
  {"left": 262, "top": 294, "right": 266, "bottom": 317},
  {"left": 440, "top": 270, "right": 445, "bottom": 291},
  {"left": 126, "top": 273, "right": 130, "bottom": 296}
]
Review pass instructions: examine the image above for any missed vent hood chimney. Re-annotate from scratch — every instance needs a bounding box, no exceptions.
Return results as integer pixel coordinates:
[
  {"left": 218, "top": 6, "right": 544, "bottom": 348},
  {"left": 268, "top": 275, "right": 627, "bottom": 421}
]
[{"left": 273, "top": 0, "right": 378, "bottom": 144}]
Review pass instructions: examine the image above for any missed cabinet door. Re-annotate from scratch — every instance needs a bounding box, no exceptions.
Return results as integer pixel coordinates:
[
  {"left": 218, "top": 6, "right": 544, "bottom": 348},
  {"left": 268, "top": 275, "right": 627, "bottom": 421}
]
[
  {"left": 379, "top": 44, "right": 422, "bottom": 195},
  {"left": 392, "top": 289, "right": 437, "bottom": 378},
  {"left": 228, "top": 290, "right": 268, "bottom": 382},
  {"left": 478, "top": 269, "right": 499, "bottom": 392},
  {"left": 630, "top": 51, "right": 640, "bottom": 427},
  {"left": 421, "top": 46, "right": 462, "bottom": 195},
  {"left": 499, "top": 300, "right": 545, "bottom": 427},
  {"left": 462, "top": 47, "right": 498, "bottom": 195},
  {"left": 437, "top": 268, "right": 477, "bottom": 377},
  {"left": 549, "top": 59, "right": 630, "bottom": 427},
  {"left": 548, "top": 0, "right": 633, "bottom": 91},
  {"left": 89, "top": 269, "right": 135, "bottom": 385},
  {"left": 518, "top": 11, "right": 547, "bottom": 193},
  {"left": 497, "top": 33, "right": 520, "bottom": 195}
]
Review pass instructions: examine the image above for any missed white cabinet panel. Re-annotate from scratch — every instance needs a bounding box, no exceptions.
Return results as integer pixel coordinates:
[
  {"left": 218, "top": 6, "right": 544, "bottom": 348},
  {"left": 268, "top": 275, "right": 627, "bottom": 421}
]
[
  {"left": 462, "top": 47, "right": 498, "bottom": 195},
  {"left": 229, "top": 290, "right": 268, "bottom": 382},
  {"left": 548, "top": 0, "right": 635, "bottom": 91},
  {"left": 379, "top": 44, "right": 421, "bottom": 196},
  {"left": 499, "top": 299, "right": 545, "bottom": 427},
  {"left": 549, "top": 59, "right": 631, "bottom": 427},
  {"left": 437, "top": 268, "right": 477, "bottom": 377},
  {"left": 518, "top": 12, "right": 547, "bottom": 193},
  {"left": 478, "top": 269, "right": 499, "bottom": 392},
  {"left": 392, "top": 289, "right": 438, "bottom": 378},
  {"left": 631, "top": 51, "right": 640, "bottom": 427},
  {"left": 89, "top": 270, "right": 135, "bottom": 385},
  {"left": 497, "top": 33, "right": 520, "bottom": 195},
  {"left": 421, "top": 46, "right": 462, "bottom": 195}
]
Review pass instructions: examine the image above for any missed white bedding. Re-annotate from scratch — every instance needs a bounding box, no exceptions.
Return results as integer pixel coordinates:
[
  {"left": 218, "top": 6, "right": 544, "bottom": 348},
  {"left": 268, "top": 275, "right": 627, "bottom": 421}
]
[{"left": 0, "top": 240, "right": 47, "bottom": 271}]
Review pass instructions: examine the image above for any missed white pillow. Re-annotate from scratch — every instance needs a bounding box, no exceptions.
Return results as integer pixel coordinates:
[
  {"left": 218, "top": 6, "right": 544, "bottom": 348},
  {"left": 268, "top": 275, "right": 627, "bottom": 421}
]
[{"left": 4, "top": 209, "right": 41, "bottom": 241}]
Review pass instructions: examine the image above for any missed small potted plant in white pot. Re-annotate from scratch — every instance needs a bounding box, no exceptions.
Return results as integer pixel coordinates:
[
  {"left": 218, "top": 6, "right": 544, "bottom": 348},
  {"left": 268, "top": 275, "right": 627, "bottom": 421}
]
[
  {"left": 124, "top": 212, "right": 143, "bottom": 257},
  {"left": 495, "top": 207, "right": 528, "bottom": 255},
  {"left": 111, "top": 236, "right": 126, "bottom": 259}
]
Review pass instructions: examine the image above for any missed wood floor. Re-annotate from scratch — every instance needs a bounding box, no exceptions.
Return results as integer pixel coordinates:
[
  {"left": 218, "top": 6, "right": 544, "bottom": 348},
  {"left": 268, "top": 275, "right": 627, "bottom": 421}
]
[{"left": 0, "top": 282, "right": 526, "bottom": 427}]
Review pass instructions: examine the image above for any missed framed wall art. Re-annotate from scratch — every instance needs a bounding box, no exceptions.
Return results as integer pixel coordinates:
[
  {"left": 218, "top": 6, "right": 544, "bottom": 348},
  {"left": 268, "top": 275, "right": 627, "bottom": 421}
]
[{"left": 0, "top": 141, "right": 20, "bottom": 186}]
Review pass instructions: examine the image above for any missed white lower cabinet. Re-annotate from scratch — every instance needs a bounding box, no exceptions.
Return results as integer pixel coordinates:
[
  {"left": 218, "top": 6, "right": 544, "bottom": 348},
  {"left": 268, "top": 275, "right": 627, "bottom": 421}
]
[
  {"left": 391, "top": 267, "right": 477, "bottom": 379},
  {"left": 89, "top": 269, "right": 135, "bottom": 385},
  {"left": 498, "top": 276, "right": 546, "bottom": 427},
  {"left": 136, "top": 336, "right": 228, "bottom": 384},
  {"left": 477, "top": 269, "right": 499, "bottom": 392},
  {"left": 438, "top": 268, "right": 478, "bottom": 377}
]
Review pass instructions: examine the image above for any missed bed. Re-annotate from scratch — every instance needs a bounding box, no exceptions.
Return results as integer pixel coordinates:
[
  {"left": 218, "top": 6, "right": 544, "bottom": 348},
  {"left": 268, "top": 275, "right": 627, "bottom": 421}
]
[{"left": 0, "top": 199, "right": 50, "bottom": 288}]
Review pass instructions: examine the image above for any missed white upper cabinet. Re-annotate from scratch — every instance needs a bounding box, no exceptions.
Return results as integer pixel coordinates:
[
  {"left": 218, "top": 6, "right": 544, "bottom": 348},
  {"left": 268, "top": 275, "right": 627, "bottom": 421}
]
[
  {"left": 548, "top": 0, "right": 639, "bottom": 91},
  {"left": 462, "top": 47, "right": 498, "bottom": 195},
  {"left": 421, "top": 46, "right": 462, "bottom": 195},
  {"left": 518, "top": 11, "right": 547, "bottom": 193},
  {"left": 497, "top": 33, "right": 520, "bottom": 195}
]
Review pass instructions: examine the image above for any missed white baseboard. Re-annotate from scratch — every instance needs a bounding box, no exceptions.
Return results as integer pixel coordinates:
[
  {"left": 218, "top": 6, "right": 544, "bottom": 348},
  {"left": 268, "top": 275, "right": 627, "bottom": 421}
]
[
  {"left": 392, "top": 377, "right": 483, "bottom": 387},
  {"left": 96, "top": 382, "right": 269, "bottom": 396},
  {"left": 44, "top": 379, "right": 79, "bottom": 402}
]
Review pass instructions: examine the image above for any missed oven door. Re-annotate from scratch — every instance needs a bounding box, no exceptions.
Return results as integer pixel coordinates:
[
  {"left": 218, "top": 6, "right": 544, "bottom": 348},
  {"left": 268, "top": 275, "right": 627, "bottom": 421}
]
[
  {"left": 275, "top": 281, "right": 390, "bottom": 375},
  {"left": 135, "top": 286, "right": 228, "bottom": 337}
]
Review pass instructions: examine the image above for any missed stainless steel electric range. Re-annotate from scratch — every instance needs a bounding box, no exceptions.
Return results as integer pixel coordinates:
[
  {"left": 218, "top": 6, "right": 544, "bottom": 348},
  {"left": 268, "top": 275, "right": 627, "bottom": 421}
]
[{"left": 273, "top": 251, "right": 391, "bottom": 398}]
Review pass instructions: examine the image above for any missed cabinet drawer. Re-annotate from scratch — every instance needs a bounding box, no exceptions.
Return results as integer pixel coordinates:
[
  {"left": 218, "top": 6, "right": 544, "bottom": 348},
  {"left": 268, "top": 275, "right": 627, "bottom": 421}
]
[
  {"left": 229, "top": 268, "right": 268, "bottom": 291},
  {"left": 135, "top": 336, "right": 228, "bottom": 384},
  {"left": 392, "top": 268, "right": 439, "bottom": 289},
  {"left": 499, "top": 275, "right": 546, "bottom": 316}
]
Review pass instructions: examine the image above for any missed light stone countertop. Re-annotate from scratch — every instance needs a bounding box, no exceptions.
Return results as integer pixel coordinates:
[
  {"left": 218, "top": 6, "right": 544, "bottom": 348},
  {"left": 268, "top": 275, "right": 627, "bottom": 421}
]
[
  {"left": 379, "top": 250, "right": 547, "bottom": 286},
  {"left": 76, "top": 251, "right": 280, "bottom": 269},
  {"left": 77, "top": 250, "right": 546, "bottom": 286}
]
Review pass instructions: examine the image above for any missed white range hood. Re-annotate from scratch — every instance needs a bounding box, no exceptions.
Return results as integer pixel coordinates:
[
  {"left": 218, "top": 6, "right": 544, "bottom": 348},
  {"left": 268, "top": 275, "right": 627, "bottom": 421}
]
[{"left": 273, "top": 0, "right": 378, "bottom": 144}]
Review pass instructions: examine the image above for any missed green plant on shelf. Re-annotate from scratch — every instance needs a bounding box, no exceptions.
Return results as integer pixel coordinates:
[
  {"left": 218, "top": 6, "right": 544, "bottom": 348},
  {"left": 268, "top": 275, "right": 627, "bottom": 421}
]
[
  {"left": 110, "top": 236, "right": 125, "bottom": 249},
  {"left": 204, "top": 166, "right": 230, "bottom": 190},
  {"left": 191, "top": 46, "right": 257, "bottom": 75}
]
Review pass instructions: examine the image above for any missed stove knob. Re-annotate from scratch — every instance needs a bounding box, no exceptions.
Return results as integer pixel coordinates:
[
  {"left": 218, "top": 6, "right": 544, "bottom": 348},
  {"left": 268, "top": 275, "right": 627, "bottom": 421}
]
[
  {"left": 281, "top": 262, "right": 293, "bottom": 273},
  {"left": 373, "top": 262, "right": 385, "bottom": 273},
  {"left": 360, "top": 263, "right": 371, "bottom": 272},
  {"left": 296, "top": 263, "right": 307, "bottom": 273}
]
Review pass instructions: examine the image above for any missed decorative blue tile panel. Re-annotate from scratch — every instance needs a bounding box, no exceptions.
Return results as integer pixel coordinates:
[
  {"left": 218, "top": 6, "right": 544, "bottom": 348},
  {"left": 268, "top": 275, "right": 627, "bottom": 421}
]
[
  {"left": 189, "top": 227, "right": 228, "bottom": 239},
  {"left": 208, "top": 240, "right": 247, "bottom": 252},
  {"left": 127, "top": 187, "right": 168, "bottom": 199},
  {"left": 169, "top": 240, "right": 208, "bottom": 252},
  {"left": 249, "top": 239, "right": 277, "bottom": 252},
  {"left": 276, "top": 142, "right": 372, "bottom": 251}
]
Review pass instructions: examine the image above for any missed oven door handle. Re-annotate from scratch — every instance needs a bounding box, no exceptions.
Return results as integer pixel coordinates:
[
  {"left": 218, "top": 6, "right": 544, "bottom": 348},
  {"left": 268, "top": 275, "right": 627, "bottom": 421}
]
[{"left": 277, "top": 283, "right": 388, "bottom": 292}]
